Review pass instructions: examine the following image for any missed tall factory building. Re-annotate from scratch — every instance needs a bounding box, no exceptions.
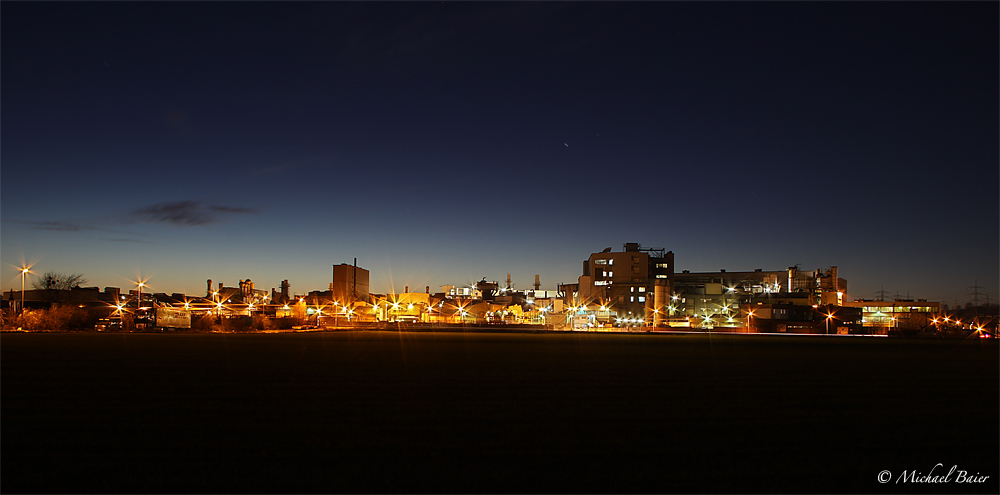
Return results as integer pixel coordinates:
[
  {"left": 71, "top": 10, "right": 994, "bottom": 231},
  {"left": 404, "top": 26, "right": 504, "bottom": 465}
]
[
  {"left": 577, "top": 243, "right": 674, "bottom": 322},
  {"left": 331, "top": 262, "right": 370, "bottom": 303}
]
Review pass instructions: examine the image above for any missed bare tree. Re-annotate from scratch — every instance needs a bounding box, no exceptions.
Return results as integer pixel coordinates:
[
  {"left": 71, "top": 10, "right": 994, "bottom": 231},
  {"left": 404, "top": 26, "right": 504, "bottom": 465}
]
[
  {"left": 33, "top": 272, "right": 88, "bottom": 291},
  {"left": 32, "top": 272, "right": 88, "bottom": 304}
]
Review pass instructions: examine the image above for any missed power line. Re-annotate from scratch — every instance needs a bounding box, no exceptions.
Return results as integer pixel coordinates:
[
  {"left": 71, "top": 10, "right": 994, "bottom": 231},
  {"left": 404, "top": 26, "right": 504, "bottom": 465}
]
[
  {"left": 875, "top": 285, "right": 891, "bottom": 301},
  {"left": 968, "top": 280, "right": 985, "bottom": 307},
  {"left": 968, "top": 280, "right": 985, "bottom": 318}
]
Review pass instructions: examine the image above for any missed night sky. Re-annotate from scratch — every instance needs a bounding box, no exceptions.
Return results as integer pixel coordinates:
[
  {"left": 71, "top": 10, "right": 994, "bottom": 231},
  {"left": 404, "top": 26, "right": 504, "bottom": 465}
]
[{"left": 2, "top": 2, "right": 997, "bottom": 304}]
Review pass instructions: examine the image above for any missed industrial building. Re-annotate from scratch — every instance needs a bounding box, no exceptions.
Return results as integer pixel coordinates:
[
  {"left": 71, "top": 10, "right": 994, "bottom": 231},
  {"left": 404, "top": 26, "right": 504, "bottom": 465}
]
[
  {"left": 841, "top": 299, "right": 940, "bottom": 334},
  {"left": 331, "top": 261, "right": 369, "bottom": 303},
  {"left": 572, "top": 243, "right": 851, "bottom": 329},
  {"left": 576, "top": 243, "right": 674, "bottom": 325}
]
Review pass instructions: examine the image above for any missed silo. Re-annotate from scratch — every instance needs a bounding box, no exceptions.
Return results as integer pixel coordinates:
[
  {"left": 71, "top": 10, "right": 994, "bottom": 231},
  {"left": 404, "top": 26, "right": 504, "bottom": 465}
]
[{"left": 653, "top": 281, "right": 667, "bottom": 327}]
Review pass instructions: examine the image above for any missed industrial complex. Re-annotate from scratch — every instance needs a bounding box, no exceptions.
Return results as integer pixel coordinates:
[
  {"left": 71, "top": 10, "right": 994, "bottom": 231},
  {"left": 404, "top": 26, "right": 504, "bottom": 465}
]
[{"left": 2, "top": 243, "right": 994, "bottom": 336}]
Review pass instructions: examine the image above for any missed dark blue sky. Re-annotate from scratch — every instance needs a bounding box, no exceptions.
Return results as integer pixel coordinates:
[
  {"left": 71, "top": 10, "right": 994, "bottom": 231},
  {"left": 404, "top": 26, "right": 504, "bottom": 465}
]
[{"left": 3, "top": 2, "right": 997, "bottom": 304}]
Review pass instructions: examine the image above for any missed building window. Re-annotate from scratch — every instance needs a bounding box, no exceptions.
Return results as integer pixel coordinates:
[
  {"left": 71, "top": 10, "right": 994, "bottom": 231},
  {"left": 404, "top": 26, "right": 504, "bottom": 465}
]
[
  {"left": 656, "top": 263, "right": 669, "bottom": 269},
  {"left": 630, "top": 297, "right": 635, "bottom": 302},
  {"left": 595, "top": 259, "right": 607, "bottom": 265},
  {"left": 638, "top": 287, "right": 646, "bottom": 292},
  {"left": 656, "top": 274, "right": 668, "bottom": 279},
  {"left": 638, "top": 296, "right": 645, "bottom": 303}
]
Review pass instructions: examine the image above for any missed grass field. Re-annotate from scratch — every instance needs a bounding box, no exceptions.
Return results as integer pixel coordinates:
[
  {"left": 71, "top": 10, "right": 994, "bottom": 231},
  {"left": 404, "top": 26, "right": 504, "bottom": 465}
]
[{"left": 2, "top": 331, "right": 997, "bottom": 493}]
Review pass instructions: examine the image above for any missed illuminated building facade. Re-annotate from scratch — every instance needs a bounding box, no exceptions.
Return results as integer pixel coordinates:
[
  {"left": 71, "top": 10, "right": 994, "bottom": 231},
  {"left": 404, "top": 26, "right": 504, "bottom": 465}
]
[
  {"left": 575, "top": 243, "right": 848, "bottom": 329},
  {"left": 841, "top": 299, "right": 940, "bottom": 334},
  {"left": 670, "top": 267, "right": 847, "bottom": 325},
  {"left": 577, "top": 243, "right": 674, "bottom": 325}
]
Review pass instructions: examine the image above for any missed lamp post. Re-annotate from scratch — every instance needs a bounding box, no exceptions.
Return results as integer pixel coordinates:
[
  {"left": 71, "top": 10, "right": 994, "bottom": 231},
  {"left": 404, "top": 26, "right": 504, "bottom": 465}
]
[
  {"left": 137, "top": 281, "right": 145, "bottom": 309},
  {"left": 20, "top": 267, "right": 30, "bottom": 315},
  {"left": 136, "top": 280, "right": 146, "bottom": 329}
]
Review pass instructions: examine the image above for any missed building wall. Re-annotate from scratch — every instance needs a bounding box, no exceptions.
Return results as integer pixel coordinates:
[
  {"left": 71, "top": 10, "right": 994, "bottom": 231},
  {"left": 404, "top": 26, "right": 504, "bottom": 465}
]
[
  {"left": 842, "top": 299, "right": 940, "bottom": 333},
  {"left": 577, "top": 243, "right": 674, "bottom": 325},
  {"left": 332, "top": 263, "right": 370, "bottom": 302}
]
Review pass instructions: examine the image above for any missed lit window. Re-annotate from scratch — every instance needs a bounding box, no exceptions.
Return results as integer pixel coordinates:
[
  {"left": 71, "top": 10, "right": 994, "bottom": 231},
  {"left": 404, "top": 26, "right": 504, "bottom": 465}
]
[
  {"left": 656, "top": 274, "right": 668, "bottom": 279},
  {"left": 608, "top": 271, "right": 613, "bottom": 277},
  {"left": 638, "top": 296, "right": 645, "bottom": 303},
  {"left": 630, "top": 297, "right": 635, "bottom": 302},
  {"left": 638, "top": 287, "right": 646, "bottom": 292},
  {"left": 595, "top": 259, "right": 607, "bottom": 265}
]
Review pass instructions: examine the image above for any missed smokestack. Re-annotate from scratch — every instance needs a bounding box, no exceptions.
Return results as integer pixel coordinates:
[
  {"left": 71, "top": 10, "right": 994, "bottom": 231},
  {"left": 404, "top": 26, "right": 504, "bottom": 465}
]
[
  {"left": 507, "top": 273, "right": 511, "bottom": 289},
  {"left": 207, "top": 279, "right": 212, "bottom": 296},
  {"left": 405, "top": 286, "right": 409, "bottom": 294},
  {"left": 534, "top": 274, "right": 540, "bottom": 290},
  {"left": 426, "top": 286, "right": 430, "bottom": 294}
]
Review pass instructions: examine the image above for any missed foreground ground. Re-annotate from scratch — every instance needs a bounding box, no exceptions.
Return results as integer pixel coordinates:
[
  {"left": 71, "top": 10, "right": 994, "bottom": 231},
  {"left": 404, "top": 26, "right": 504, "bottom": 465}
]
[{"left": 2, "top": 331, "right": 997, "bottom": 493}]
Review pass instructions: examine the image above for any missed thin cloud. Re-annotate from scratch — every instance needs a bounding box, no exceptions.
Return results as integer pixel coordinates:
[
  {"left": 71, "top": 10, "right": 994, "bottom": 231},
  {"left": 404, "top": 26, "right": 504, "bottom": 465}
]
[
  {"left": 101, "top": 237, "right": 152, "bottom": 244},
  {"left": 13, "top": 220, "right": 97, "bottom": 232},
  {"left": 210, "top": 205, "right": 257, "bottom": 214},
  {"left": 128, "top": 200, "right": 257, "bottom": 226}
]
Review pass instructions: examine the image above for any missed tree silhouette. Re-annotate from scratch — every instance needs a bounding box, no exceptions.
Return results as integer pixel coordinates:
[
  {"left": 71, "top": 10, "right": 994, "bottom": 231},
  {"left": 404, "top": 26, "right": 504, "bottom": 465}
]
[
  {"left": 32, "top": 272, "right": 88, "bottom": 303},
  {"left": 32, "top": 272, "right": 87, "bottom": 291}
]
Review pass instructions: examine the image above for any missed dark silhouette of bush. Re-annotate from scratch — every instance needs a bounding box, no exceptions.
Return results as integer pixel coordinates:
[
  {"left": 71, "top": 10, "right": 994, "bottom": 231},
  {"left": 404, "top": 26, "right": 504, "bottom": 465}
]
[
  {"left": 7, "top": 306, "right": 104, "bottom": 331},
  {"left": 191, "top": 313, "right": 222, "bottom": 332},
  {"left": 189, "top": 314, "right": 274, "bottom": 332}
]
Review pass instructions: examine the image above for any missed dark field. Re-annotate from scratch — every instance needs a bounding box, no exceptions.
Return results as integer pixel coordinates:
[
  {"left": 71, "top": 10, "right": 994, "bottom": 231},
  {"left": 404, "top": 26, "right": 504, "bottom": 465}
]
[{"left": 2, "top": 331, "right": 997, "bottom": 494}]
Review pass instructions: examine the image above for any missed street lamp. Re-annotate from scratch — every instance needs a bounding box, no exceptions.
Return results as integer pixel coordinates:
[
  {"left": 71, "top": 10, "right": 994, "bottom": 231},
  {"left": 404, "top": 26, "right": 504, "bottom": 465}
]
[
  {"left": 747, "top": 310, "right": 755, "bottom": 334},
  {"left": 137, "top": 281, "right": 146, "bottom": 309},
  {"left": 20, "top": 266, "right": 32, "bottom": 315},
  {"left": 136, "top": 280, "right": 147, "bottom": 329}
]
